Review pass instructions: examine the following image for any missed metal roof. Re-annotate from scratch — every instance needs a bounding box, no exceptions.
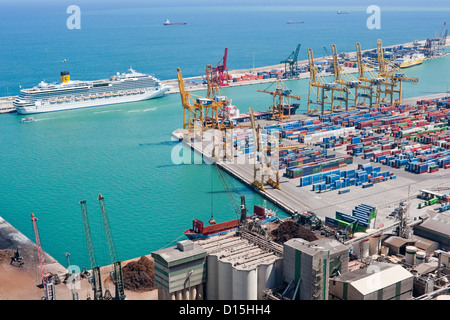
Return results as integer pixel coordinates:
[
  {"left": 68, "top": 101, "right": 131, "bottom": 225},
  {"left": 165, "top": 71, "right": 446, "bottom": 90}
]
[{"left": 333, "top": 262, "right": 413, "bottom": 295}]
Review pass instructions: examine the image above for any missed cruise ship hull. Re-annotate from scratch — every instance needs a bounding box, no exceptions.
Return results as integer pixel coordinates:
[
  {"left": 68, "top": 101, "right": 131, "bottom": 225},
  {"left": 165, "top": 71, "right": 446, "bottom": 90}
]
[{"left": 16, "top": 87, "right": 168, "bottom": 115}]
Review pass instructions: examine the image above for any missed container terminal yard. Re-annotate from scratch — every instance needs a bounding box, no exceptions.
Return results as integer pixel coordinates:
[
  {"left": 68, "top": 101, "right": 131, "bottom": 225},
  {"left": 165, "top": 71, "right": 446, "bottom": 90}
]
[{"left": 2, "top": 33, "right": 450, "bottom": 303}]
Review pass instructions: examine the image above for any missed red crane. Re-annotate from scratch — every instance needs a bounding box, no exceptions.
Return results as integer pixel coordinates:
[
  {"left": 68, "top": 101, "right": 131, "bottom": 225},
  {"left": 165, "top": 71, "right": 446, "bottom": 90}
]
[
  {"left": 31, "top": 213, "right": 55, "bottom": 300},
  {"left": 212, "top": 48, "right": 229, "bottom": 87}
]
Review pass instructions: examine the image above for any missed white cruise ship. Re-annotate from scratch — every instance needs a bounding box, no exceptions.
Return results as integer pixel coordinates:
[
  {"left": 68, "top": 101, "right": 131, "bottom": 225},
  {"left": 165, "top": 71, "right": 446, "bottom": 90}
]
[{"left": 14, "top": 68, "right": 169, "bottom": 114}]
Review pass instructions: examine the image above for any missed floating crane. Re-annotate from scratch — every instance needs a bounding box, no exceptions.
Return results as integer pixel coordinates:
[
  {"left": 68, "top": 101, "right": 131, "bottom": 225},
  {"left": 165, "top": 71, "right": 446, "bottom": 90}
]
[
  {"left": 80, "top": 200, "right": 104, "bottom": 300},
  {"left": 281, "top": 44, "right": 301, "bottom": 78},
  {"left": 98, "top": 194, "right": 126, "bottom": 300},
  {"left": 31, "top": 213, "right": 55, "bottom": 300},
  {"left": 257, "top": 77, "right": 301, "bottom": 120}
]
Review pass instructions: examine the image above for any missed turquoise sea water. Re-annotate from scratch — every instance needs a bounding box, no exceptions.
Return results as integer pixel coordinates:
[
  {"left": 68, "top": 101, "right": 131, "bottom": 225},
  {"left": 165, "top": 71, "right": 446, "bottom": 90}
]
[{"left": 0, "top": 2, "right": 449, "bottom": 268}]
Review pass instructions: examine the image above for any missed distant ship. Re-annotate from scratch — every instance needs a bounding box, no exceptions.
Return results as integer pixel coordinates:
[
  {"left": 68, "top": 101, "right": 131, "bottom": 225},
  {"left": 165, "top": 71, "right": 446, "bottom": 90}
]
[
  {"left": 286, "top": 20, "right": 304, "bottom": 24},
  {"left": 394, "top": 53, "right": 425, "bottom": 68},
  {"left": 14, "top": 68, "right": 169, "bottom": 114},
  {"left": 163, "top": 19, "right": 186, "bottom": 25},
  {"left": 337, "top": 10, "right": 349, "bottom": 14}
]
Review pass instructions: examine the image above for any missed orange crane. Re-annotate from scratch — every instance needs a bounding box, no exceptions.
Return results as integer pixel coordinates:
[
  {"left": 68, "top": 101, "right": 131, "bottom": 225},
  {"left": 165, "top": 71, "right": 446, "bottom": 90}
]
[{"left": 31, "top": 213, "right": 55, "bottom": 300}]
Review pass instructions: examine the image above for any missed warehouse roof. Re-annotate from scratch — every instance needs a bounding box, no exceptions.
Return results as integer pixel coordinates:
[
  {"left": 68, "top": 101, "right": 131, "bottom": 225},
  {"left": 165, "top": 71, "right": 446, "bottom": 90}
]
[{"left": 333, "top": 262, "right": 412, "bottom": 296}]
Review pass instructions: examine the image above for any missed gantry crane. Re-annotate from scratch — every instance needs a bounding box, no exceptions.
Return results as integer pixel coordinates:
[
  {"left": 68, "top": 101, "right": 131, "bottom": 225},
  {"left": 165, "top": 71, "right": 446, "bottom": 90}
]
[
  {"left": 80, "top": 200, "right": 104, "bottom": 300},
  {"left": 281, "top": 44, "right": 301, "bottom": 78},
  {"left": 376, "top": 39, "right": 418, "bottom": 104},
  {"left": 353, "top": 42, "right": 376, "bottom": 107},
  {"left": 307, "top": 48, "right": 326, "bottom": 114},
  {"left": 98, "top": 194, "right": 126, "bottom": 300},
  {"left": 177, "top": 67, "right": 221, "bottom": 133},
  {"left": 249, "top": 108, "right": 280, "bottom": 191},
  {"left": 257, "top": 77, "right": 301, "bottom": 120},
  {"left": 31, "top": 213, "right": 55, "bottom": 300}
]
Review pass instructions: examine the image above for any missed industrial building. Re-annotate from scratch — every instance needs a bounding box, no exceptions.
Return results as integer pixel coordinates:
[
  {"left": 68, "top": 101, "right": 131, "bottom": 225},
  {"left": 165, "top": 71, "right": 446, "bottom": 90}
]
[
  {"left": 413, "top": 211, "right": 450, "bottom": 250},
  {"left": 281, "top": 238, "right": 349, "bottom": 300},
  {"left": 329, "top": 262, "right": 414, "bottom": 300},
  {"left": 151, "top": 240, "right": 207, "bottom": 300}
]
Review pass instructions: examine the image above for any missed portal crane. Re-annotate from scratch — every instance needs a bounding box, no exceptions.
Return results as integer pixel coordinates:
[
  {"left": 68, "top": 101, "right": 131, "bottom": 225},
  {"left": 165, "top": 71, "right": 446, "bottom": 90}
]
[
  {"left": 31, "top": 213, "right": 55, "bottom": 300},
  {"left": 212, "top": 48, "right": 229, "bottom": 87},
  {"left": 80, "top": 200, "right": 104, "bottom": 300},
  {"left": 98, "top": 194, "right": 126, "bottom": 300},
  {"left": 354, "top": 42, "right": 375, "bottom": 107},
  {"left": 281, "top": 44, "right": 301, "bottom": 78},
  {"left": 257, "top": 77, "right": 301, "bottom": 120}
]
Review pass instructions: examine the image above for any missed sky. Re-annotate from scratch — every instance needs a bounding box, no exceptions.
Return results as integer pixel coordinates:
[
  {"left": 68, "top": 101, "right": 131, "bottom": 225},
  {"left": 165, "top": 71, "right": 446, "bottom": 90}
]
[{"left": 2, "top": 0, "right": 449, "bottom": 9}]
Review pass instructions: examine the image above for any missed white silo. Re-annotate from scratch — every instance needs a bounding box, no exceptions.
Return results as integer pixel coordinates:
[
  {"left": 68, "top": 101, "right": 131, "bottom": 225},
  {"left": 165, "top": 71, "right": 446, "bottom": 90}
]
[
  {"left": 405, "top": 246, "right": 418, "bottom": 265},
  {"left": 416, "top": 251, "right": 426, "bottom": 265},
  {"left": 366, "top": 229, "right": 381, "bottom": 256},
  {"left": 232, "top": 266, "right": 258, "bottom": 300},
  {"left": 352, "top": 232, "right": 369, "bottom": 259},
  {"left": 218, "top": 259, "right": 233, "bottom": 300},
  {"left": 206, "top": 254, "right": 219, "bottom": 300},
  {"left": 257, "top": 261, "right": 278, "bottom": 300}
]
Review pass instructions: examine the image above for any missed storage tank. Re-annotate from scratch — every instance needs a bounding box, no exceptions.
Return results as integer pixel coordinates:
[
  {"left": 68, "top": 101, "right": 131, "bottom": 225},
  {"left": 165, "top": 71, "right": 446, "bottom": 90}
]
[
  {"left": 416, "top": 251, "right": 426, "bottom": 265},
  {"left": 232, "top": 266, "right": 258, "bottom": 300},
  {"left": 405, "top": 246, "right": 418, "bottom": 265},
  {"left": 257, "top": 261, "right": 279, "bottom": 300},
  {"left": 366, "top": 229, "right": 381, "bottom": 256},
  {"left": 352, "top": 232, "right": 369, "bottom": 259},
  {"left": 218, "top": 260, "right": 233, "bottom": 300},
  {"left": 206, "top": 254, "right": 219, "bottom": 300}
]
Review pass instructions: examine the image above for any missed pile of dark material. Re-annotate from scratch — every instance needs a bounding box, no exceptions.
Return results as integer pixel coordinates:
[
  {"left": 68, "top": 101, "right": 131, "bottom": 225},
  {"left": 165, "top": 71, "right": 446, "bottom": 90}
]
[
  {"left": 271, "top": 220, "right": 318, "bottom": 244},
  {"left": 122, "top": 255, "right": 156, "bottom": 291}
]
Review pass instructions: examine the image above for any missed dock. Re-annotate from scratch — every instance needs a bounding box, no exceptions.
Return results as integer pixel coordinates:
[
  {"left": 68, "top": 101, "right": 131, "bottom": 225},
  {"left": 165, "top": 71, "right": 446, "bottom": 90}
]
[{"left": 172, "top": 91, "right": 450, "bottom": 229}]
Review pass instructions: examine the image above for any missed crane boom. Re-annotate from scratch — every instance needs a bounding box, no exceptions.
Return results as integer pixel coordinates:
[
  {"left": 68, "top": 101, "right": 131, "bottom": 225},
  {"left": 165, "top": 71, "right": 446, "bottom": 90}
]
[
  {"left": 98, "top": 194, "right": 126, "bottom": 300},
  {"left": 80, "top": 200, "right": 103, "bottom": 300},
  {"left": 31, "top": 213, "right": 55, "bottom": 300}
]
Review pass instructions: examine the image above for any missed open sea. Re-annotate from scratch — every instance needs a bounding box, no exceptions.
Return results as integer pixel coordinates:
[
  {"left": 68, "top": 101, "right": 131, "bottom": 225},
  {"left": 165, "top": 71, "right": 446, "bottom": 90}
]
[{"left": 0, "top": 1, "right": 449, "bottom": 268}]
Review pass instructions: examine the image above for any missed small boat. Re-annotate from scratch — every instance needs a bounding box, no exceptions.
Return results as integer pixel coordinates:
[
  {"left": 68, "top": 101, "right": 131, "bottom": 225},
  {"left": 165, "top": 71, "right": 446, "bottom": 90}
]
[
  {"left": 164, "top": 19, "right": 186, "bottom": 25},
  {"left": 286, "top": 20, "right": 304, "bottom": 24},
  {"left": 21, "top": 117, "right": 34, "bottom": 123},
  {"left": 337, "top": 10, "right": 349, "bottom": 14}
]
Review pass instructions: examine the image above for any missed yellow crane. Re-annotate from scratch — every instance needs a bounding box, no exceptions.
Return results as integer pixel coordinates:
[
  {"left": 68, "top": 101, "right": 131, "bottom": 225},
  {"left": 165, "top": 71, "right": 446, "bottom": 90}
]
[
  {"left": 353, "top": 42, "right": 376, "bottom": 107},
  {"left": 176, "top": 67, "right": 221, "bottom": 133},
  {"left": 307, "top": 48, "right": 326, "bottom": 114},
  {"left": 248, "top": 108, "right": 281, "bottom": 191},
  {"left": 257, "top": 77, "right": 301, "bottom": 120},
  {"left": 375, "top": 39, "right": 418, "bottom": 104}
]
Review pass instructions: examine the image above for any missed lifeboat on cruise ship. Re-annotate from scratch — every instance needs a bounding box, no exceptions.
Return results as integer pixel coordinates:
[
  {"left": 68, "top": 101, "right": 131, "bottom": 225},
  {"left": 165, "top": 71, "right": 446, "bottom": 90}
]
[
  {"left": 50, "top": 99, "right": 56, "bottom": 104},
  {"left": 75, "top": 96, "right": 82, "bottom": 101},
  {"left": 90, "top": 94, "right": 98, "bottom": 99},
  {"left": 112, "top": 92, "right": 119, "bottom": 96},
  {"left": 105, "top": 93, "right": 111, "bottom": 97},
  {"left": 119, "top": 92, "right": 125, "bottom": 96}
]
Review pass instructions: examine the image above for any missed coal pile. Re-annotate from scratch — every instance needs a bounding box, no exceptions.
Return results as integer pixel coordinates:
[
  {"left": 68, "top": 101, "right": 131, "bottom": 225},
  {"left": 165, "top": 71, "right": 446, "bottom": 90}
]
[
  {"left": 122, "top": 255, "right": 155, "bottom": 291},
  {"left": 271, "top": 220, "right": 318, "bottom": 244}
]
